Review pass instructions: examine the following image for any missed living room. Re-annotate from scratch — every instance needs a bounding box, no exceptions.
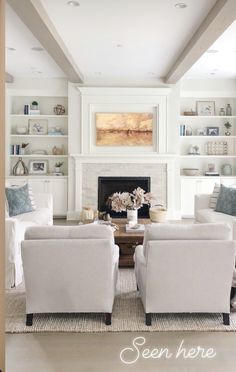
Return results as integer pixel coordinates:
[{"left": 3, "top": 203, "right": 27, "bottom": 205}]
[{"left": 1, "top": 0, "right": 236, "bottom": 371}]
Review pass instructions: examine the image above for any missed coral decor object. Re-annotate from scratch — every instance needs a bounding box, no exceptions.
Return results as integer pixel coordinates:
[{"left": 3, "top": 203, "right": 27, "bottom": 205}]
[
  {"left": 107, "top": 187, "right": 155, "bottom": 212},
  {"left": 54, "top": 105, "right": 66, "bottom": 115}
]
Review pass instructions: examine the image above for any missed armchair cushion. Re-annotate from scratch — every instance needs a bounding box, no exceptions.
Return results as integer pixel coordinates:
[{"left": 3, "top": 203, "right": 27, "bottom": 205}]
[
  {"left": 143, "top": 223, "right": 231, "bottom": 256},
  {"left": 215, "top": 184, "right": 236, "bottom": 216},
  {"left": 5, "top": 184, "right": 35, "bottom": 217},
  {"left": 25, "top": 224, "right": 114, "bottom": 242}
]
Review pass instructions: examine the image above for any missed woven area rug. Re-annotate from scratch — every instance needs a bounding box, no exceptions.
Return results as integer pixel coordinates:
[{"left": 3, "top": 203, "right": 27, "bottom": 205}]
[{"left": 6, "top": 269, "right": 236, "bottom": 333}]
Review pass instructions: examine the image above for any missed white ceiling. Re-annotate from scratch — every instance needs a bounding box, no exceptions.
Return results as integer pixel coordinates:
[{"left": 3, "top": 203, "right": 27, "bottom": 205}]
[
  {"left": 185, "top": 20, "right": 236, "bottom": 79},
  {"left": 7, "top": 0, "right": 236, "bottom": 83},
  {"left": 39, "top": 0, "right": 217, "bottom": 83},
  {"left": 5, "top": 4, "right": 65, "bottom": 78}
]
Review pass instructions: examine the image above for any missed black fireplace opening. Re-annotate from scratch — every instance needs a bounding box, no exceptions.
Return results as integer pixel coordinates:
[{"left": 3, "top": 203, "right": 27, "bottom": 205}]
[{"left": 98, "top": 176, "right": 151, "bottom": 218}]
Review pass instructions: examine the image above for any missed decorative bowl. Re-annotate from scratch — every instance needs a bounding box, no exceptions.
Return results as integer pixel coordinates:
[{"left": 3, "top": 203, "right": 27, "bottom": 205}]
[
  {"left": 182, "top": 168, "right": 199, "bottom": 176},
  {"left": 16, "top": 127, "right": 28, "bottom": 134}
]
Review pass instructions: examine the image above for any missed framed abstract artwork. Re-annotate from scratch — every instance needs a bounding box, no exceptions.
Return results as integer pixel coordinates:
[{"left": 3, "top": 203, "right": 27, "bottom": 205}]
[{"left": 95, "top": 112, "right": 153, "bottom": 146}]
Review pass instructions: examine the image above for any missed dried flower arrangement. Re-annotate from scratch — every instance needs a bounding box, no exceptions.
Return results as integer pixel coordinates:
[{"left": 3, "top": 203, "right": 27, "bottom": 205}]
[{"left": 107, "top": 187, "right": 155, "bottom": 212}]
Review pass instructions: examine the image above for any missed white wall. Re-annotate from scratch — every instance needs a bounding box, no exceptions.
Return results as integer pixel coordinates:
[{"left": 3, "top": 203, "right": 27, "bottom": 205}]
[{"left": 67, "top": 85, "right": 181, "bottom": 219}]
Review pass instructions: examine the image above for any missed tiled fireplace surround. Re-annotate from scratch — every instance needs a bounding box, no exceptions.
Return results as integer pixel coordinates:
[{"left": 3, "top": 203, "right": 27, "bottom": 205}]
[{"left": 70, "top": 155, "right": 177, "bottom": 219}]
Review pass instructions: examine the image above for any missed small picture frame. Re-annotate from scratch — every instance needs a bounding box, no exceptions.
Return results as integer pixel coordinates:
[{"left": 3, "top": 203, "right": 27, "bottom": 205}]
[
  {"left": 206, "top": 127, "right": 219, "bottom": 136},
  {"left": 29, "top": 160, "right": 48, "bottom": 174},
  {"left": 28, "top": 119, "right": 48, "bottom": 135},
  {"left": 196, "top": 101, "right": 215, "bottom": 116},
  {"left": 196, "top": 128, "right": 205, "bottom": 136}
]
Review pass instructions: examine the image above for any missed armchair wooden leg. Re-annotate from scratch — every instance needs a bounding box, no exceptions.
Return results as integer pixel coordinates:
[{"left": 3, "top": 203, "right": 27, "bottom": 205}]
[
  {"left": 230, "top": 287, "right": 236, "bottom": 300},
  {"left": 26, "top": 313, "right": 33, "bottom": 326},
  {"left": 223, "top": 313, "right": 230, "bottom": 326},
  {"left": 105, "top": 312, "right": 112, "bottom": 325},
  {"left": 145, "top": 313, "right": 152, "bottom": 326}
]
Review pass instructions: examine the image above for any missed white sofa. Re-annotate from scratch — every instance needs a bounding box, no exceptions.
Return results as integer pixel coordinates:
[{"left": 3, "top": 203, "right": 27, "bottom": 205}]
[
  {"left": 134, "top": 223, "right": 235, "bottom": 326},
  {"left": 21, "top": 224, "right": 119, "bottom": 326},
  {"left": 6, "top": 193, "right": 53, "bottom": 288},
  {"left": 195, "top": 194, "right": 236, "bottom": 240}
]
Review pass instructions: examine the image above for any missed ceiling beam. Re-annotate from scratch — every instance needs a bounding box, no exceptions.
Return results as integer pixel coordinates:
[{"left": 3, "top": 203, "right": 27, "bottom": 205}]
[
  {"left": 5, "top": 72, "right": 14, "bottom": 83},
  {"left": 7, "top": 0, "right": 84, "bottom": 83},
  {"left": 165, "top": 0, "right": 236, "bottom": 84}
]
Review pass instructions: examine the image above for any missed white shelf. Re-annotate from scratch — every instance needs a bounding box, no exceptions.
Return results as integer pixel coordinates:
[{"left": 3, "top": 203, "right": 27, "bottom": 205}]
[
  {"left": 180, "top": 176, "right": 236, "bottom": 179},
  {"left": 10, "top": 155, "right": 68, "bottom": 158},
  {"left": 180, "top": 135, "right": 236, "bottom": 139},
  {"left": 180, "top": 155, "right": 236, "bottom": 158},
  {"left": 10, "top": 114, "right": 68, "bottom": 118},
  {"left": 8, "top": 175, "right": 68, "bottom": 179},
  {"left": 180, "top": 115, "right": 236, "bottom": 119},
  {"left": 10, "top": 134, "right": 68, "bottom": 138}
]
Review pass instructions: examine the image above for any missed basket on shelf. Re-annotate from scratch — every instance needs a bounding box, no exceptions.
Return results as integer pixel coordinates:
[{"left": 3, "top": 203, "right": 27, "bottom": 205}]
[{"left": 149, "top": 205, "right": 167, "bottom": 223}]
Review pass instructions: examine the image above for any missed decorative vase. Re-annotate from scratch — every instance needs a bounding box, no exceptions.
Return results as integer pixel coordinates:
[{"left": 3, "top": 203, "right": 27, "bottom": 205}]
[
  {"left": 225, "top": 130, "right": 231, "bottom": 136},
  {"left": 221, "top": 164, "right": 232, "bottom": 176},
  {"left": 226, "top": 104, "right": 232, "bottom": 116},
  {"left": 127, "top": 209, "right": 138, "bottom": 223},
  {"left": 12, "top": 157, "right": 28, "bottom": 176}
]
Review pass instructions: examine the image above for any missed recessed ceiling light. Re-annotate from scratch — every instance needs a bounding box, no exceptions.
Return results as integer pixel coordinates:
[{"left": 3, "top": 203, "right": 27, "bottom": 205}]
[
  {"left": 210, "top": 72, "right": 216, "bottom": 75},
  {"left": 94, "top": 72, "right": 102, "bottom": 75},
  {"left": 67, "top": 1, "right": 80, "bottom": 6},
  {"left": 206, "top": 49, "right": 219, "bottom": 54},
  {"left": 148, "top": 72, "right": 155, "bottom": 76},
  {"left": 7, "top": 47, "right": 16, "bottom": 51},
  {"left": 37, "top": 71, "right": 43, "bottom": 74},
  {"left": 174, "top": 3, "right": 187, "bottom": 9},
  {"left": 31, "top": 47, "right": 44, "bottom": 52},
  {"left": 116, "top": 44, "right": 123, "bottom": 48}
]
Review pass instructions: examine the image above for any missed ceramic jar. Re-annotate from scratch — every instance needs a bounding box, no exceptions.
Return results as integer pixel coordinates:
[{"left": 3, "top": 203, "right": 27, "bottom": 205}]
[{"left": 221, "top": 164, "right": 232, "bottom": 176}]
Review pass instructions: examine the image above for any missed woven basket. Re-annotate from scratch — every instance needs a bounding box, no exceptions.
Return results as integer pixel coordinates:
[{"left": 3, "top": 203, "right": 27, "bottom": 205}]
[{"left": 149, "top": 206, "right": 167, "bottom": 223}]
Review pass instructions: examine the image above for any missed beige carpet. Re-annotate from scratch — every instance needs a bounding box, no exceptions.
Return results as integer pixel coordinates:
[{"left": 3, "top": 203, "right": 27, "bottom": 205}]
[{"left": 6, "top": 269, "right": 236, "bottom": 333}]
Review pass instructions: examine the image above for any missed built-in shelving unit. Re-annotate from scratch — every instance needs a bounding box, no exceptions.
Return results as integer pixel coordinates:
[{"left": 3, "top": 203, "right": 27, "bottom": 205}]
[
  {"left": 6, "top": 92, "right": 69, "bottom": 217},
  {"left": 7, "top": 95, "right": 69, "bottom": 177},
  {"left": 179, "top": 94, "right": 236, "bottom": 217},
  {"left": 179, "top": 96, "right": 236, "bottom": 177}
]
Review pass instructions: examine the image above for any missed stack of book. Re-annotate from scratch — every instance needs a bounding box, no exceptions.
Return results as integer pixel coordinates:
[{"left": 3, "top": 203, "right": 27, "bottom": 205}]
[
  {"left": 205, "top": 171, "right": 220, "bottom": 176},
  {"left": 180, "top": 125, "right": 185, "bottom": 136},
  {"left": 125, "top": 224, "right": 145, "bottom": 233},
  {"left": 10, "top": 144, "right": 20, "bottom": 155}
]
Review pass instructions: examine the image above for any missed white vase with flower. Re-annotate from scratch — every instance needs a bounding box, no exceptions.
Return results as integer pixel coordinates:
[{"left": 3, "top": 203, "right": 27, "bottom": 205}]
[{"left": 107, "top": 187, "right": 155, "bottom": 224}]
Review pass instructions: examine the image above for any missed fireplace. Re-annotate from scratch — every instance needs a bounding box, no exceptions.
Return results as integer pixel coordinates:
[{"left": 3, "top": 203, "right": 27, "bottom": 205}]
[{"left": 98, "top": 176, "right": 151, "bottom": 218}]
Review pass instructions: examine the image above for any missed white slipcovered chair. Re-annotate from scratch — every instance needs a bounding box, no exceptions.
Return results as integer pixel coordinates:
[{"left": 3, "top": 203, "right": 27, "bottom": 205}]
[
  {"left": 195, "top": 194, "right": 236, "bottom": 239},
  {"left": 134, "top": 223, "right": 235, "bottom": 326},
  {"left": 6, "top": 193, "right": 53, "bottom": 288},
  {"left": 21, "top": 224, "right": 119, "bottom": 326}
]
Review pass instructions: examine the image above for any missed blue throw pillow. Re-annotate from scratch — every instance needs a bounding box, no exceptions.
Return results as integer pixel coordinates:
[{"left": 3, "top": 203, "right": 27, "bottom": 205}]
[
  {"left": 215, "top": 184, "right": 236, "bottom": 216},
  {"left": 5, "top": 184, "right": 35, "bottom": 217}
]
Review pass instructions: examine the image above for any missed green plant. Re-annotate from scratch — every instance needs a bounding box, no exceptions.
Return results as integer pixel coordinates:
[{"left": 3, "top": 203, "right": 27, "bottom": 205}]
[
  {"left": 31, "top": 101, "right": 38, "bottom": 106},
  {"left": 21, "top": 143, "right": 29, "bottom": 148},
  {"left": 55, "top": 162, "right": 63, "bottom": 168},
  {"left": 224, "top": 122, "right": 232, "bottom": 129}
]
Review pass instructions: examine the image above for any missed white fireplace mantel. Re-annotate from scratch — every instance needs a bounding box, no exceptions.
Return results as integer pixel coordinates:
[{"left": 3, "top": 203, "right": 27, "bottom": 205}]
[{"left": 67, "top": 154, "right": 179, "bottom": 220}]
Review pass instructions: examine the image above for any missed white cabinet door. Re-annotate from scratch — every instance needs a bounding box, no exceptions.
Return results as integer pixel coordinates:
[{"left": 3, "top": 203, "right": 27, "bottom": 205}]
[
  {"left": 221, "top": 178, "right": 236, "bottom": 187},
  {"left": 47, "top": 179, "right": 68, "bottom": 216},
  {"left": 181, "top": 179, "right": 198, "bottom": 217},
  {"left": 199, "top": 179, "right": 217, "bottom": 194},
  {"left": 28, "top": 179, "right": 47, "bottom": 194},
  {"left": 6, "top": 178, "right": 27, "bottom": 187}
]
